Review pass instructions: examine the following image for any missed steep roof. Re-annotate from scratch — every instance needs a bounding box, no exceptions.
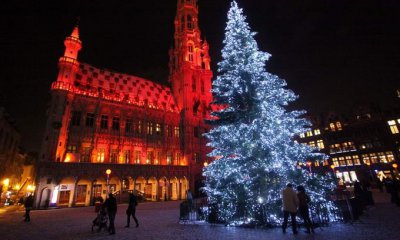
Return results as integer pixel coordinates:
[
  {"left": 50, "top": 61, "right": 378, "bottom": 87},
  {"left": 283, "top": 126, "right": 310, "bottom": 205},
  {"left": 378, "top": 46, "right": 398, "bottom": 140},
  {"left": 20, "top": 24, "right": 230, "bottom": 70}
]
[{"left": 59, "top": 62, "right": 179, "bottom": 113}]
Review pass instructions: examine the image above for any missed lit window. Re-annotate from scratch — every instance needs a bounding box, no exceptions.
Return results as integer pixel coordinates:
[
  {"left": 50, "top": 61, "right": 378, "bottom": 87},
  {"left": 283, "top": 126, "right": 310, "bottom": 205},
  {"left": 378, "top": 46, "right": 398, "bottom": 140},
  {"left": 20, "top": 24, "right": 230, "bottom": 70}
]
[
  {"left": 97, "top": 149, "right": 105, "bottom": 163},
  {"left": 167, "top": 152, "right": 172, "bottom": 165},
  {"left": 174, "top": 126, "right": 180, "bottom": 137},
  {"left": 135, "top": 151, "right": 141, "bottom": 164},
  {"left": 369, "top": 153, "right": 378, "bottom": 163},
  {"left": 147, "top": 122, "right": 154, "bottom": 135},
  {"left": 309, "top": 141, "right": 316, "bottom": 147},
  {"left": 388, "top": 120, "right": 399, "bottom": 134},
  {"left": 314, "top": 129, "right": 321, "bottom": 135},
  {"left": 188, "top": 45, "right": 194, "bottom": 62},
  {"left": 125, "top": 119, "right": 133, "bottom": 133},
  {"left": 329, "top": 123, "right": 336, "bottom": 131},
  {"left": 123, "top": 150, "right": 130, "bottom": 164},
  {"left": 362, "top": 154, "right": 370, "bottom": 165},
  {"left": 155, "top": 123, "right": 161, "bottom": 135},
  {"left": 299, "top": 133, "right": 305, "bottom": 138},
  {"left": 345, "top": 156, "right": 353, "bottom": 166},
  {"left": 314, "top": 161, "right": 320, "bottom": 167},
  {"left": 332, "top": 158, "right": 339, "bottom": 167},
  {"left": 317, "top": 140, "right": 325, "bottom": 149},
  {"left": 339, "top": 157, "right": 346, "bottom": 166},
  {"left": 336, "top": 121, "right": 342, "bottom": 131},
  {"left": 67, "top": 145, "right": 77, "bottom": 153},
  {"left": 378, "top": 152, "right": 387, "bottom": 163},
  {"left": 306, "top": 131, "right": 313, "bottom": 137},
  {"left": 352, "top": 155, "right": 361, "bottom": 165},
  {"left": 175, "top": 152, "right": 181, "bottom": 165},
  {"left": 146, "top": 152, "right": 153, "bottom": 164}
]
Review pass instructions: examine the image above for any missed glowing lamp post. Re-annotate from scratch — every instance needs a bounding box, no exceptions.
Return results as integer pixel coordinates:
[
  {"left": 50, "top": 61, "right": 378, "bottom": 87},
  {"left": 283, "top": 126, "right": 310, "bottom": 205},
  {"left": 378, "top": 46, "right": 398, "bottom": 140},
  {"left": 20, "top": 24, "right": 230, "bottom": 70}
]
[
  {"left": 106, "top": 169, "right": 111, "bottom": 194},
  {"left": 203, "top": 161, "right": 208, "bottom": 167},
  {"left": 392, "top": 163, "right": 399, "bottom": 177}
]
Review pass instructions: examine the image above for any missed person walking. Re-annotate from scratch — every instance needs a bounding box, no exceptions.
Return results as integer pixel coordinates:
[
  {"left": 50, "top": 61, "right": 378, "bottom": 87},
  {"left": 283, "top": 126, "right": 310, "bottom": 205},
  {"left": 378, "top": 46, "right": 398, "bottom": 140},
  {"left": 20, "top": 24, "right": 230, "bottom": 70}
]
[
  {"left": 297, "top": 185, "right": 314, "bottom": 233},
  {"left": 24, "top": 194, "right": 34, "bottom": 222},
  {"left": 282, "top": 183, "right": 299, "bottom": 234},
  {"left": 125, "top": 193, "right": 139, "bottom": 228},
  {"left": 104, "top": 193, "right": 117, "bottom": 235}
]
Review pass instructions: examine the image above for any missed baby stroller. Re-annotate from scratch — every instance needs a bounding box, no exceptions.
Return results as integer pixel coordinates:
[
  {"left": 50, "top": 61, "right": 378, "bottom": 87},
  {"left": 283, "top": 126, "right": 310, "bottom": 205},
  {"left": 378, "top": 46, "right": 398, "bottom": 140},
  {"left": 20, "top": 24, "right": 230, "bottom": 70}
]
[{"left": 92, "top": 208, "right": 108, "bottom": 232}]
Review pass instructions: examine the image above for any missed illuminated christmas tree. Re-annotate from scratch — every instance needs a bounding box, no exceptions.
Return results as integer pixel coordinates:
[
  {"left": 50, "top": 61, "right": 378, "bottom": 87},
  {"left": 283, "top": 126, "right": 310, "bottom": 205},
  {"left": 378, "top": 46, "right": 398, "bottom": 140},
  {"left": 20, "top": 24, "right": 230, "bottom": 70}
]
[{"left": 203, "top": 1, "right": 338, "bottom": 225}]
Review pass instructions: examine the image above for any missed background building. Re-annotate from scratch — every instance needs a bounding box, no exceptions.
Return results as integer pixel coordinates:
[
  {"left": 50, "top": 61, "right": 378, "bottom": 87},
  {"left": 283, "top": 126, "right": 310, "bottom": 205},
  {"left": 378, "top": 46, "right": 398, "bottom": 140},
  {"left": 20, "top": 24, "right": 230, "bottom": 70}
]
[
  {"left": 298, "top": 105, "right": 400, "bottom": 183},
  {"left": 35, "top": 0, "right": 213, "bottom": 208}
]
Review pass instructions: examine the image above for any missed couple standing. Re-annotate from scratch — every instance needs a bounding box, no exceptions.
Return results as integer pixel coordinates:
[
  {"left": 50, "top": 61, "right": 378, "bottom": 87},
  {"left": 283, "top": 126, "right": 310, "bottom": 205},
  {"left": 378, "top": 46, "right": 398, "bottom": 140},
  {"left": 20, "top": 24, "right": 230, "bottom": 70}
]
[
  {"left": 103, "top": 193, "right": 139, "bottom": 235},
  {"left": 281, "top": 183, "right": 314, "bottom": 234}
]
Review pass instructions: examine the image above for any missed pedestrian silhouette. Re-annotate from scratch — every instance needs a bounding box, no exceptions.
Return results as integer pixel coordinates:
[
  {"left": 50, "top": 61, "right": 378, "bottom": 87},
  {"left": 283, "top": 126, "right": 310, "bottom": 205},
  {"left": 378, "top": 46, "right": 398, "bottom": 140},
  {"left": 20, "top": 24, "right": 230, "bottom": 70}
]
[
  {"left": 297, "top": 185, "right": 314, "bottom": 233},
  {"left": 104, "top": 193, "right": 117, "bottom": 234},
  {"left": 24, "top": 194, "right": 34, "bottom": 222},
  {"left": 281, "top": 183, "right": 299, "bottom": 234},
  {"left": 125, "top": 193, "right": 139, "bottom": 228}
]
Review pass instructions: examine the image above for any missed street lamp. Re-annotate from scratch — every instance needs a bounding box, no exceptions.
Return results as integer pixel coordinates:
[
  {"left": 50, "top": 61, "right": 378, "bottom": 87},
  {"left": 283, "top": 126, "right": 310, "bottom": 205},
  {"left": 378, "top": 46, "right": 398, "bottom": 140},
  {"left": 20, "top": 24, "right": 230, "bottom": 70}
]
[
  {"left": 203, "top": 161, "right": 208, "bottom": 167},
  {"left": 106, "top": 169, "right": 111, "bottom": 194}
]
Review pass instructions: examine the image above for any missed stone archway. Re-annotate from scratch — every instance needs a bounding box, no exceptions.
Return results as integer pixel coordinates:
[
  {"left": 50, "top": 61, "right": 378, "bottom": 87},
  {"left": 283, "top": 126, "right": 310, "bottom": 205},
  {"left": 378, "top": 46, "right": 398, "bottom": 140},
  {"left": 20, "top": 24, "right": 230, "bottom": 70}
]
[
  {"left": 159, "top": 176, "right": 169, "bottom": 201},
  {"left": 170, "top": 177, "right": 180, "bottom": 200},
  {"left": 180, "top": 177, "right": 189, "bottom": 200},
  {"left": 135, "top": 177, "right": 146, "bottom": 196},
  {"left": 147, "top": 177, "right": 158, "bottom": 201}
]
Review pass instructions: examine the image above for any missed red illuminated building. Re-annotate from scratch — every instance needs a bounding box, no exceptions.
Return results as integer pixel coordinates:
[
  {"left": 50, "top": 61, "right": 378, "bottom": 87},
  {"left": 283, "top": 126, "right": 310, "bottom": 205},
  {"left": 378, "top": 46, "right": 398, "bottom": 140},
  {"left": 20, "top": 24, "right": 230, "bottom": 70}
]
[{"left": 34, "top": 0, "right": 213, "bottom": 208}]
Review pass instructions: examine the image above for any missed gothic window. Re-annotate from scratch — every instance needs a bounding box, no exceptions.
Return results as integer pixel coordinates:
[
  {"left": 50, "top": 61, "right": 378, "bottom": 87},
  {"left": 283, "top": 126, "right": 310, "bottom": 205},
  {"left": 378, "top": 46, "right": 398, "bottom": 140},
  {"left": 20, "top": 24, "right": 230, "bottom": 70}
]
[
  {"left": 201, "top": 80, "right": 205, "bottom": 94},
  {"left": 123, "top": 150, "right": 130, "bottom": 164},
  {"left": 187, "top": 15, "right": 193, "bottom": 29},
  {"left": 181, "top": 16, "right": 185, "bottom": 31},
  {"left": 86, "top": 113, "right": 95, "bottom": 127},
  {"left": 110, "top": 149, "right": 118, "bottom": 163},
  {"left": 100, "top": 115, "right": 108, "bottom": 129},
  {"left": 97, "top": 149, "right": 105, "bottom": 163},
  {"left": 155, "top": 123, "right": 161, "bottom": 135},
  {"left": 192, "top": 76, "right": 196, "bottom": 92},
  {"left": 146, "top": 151, "right": 153, "bottom": 164},
  {"left": 147, "top": 122, "right": 154, "bottom": 135},
  {"left": 135, "top": 151, "right": 141, "bottom": 164},
  {"left": 80, "top": 147, "right": 91, "bottom": 163},
  {"left": 188, "top": 45, "right": 194, "bottom": 62},
  {"left": 71, "top": 111, "right": 81, "bottom": 126},
  {"left": 167, "top": 152, "right": 172, "bottom": 165},
  {"left": 174, "top": 126, "right": 180, "bottom": 137},
  {"left": 194, "top": 127, "right": 199, "bottom": 138},
  {"left": 112, "top": 117, "right": 120, "bottom": 131},
  {"left": 125, "top": 119, "right": 133, "bottom": 133},
  {"left": 175, "top": 152, "right": 181, "bottom": 165},
  {"left": 67, "top": 145, "right": 77, "bottom": 153}
]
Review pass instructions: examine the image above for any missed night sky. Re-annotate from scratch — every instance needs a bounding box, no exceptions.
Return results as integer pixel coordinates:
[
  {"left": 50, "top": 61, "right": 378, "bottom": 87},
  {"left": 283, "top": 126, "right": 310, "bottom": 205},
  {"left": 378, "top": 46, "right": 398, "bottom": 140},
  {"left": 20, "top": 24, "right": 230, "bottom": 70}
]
[{"left": 1, "top": 0, "right": 400, "bottom": 152}]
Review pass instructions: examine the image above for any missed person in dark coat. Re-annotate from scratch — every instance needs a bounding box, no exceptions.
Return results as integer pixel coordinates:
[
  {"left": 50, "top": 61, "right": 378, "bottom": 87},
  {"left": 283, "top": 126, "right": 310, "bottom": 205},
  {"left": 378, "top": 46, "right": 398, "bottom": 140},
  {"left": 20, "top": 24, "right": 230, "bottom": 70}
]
[
  {"left": 104, "top": 193, "right": 117, "bottom": 234},
  {"left": 297, "top": 185, "right": 313, "bottom": 233},
  {"left": 24, "top": 194, "right": 34, "bottom": 222},
  {"left": 125, "top": 193, "right": 139, "bottom": 228}
]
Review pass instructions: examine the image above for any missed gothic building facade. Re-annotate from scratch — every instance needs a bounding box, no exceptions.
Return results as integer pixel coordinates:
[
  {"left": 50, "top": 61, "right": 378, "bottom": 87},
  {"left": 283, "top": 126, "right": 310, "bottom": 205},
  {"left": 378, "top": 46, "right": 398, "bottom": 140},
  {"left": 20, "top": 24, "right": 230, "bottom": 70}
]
[{"left": 34, "top": 0, "right": 213, "bottom": 208}]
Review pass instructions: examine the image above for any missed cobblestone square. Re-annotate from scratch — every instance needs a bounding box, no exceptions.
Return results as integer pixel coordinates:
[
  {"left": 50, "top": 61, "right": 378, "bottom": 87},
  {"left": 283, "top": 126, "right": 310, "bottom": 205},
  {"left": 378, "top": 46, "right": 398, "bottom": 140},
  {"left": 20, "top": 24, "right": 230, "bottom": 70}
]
[{"left": 0, "top": 190, "right": 399, "bottom": 240}]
